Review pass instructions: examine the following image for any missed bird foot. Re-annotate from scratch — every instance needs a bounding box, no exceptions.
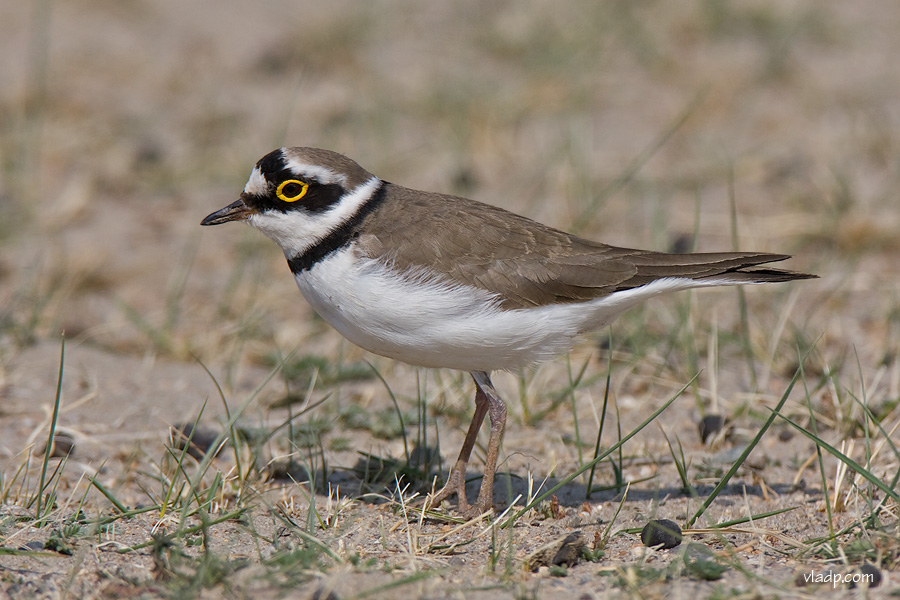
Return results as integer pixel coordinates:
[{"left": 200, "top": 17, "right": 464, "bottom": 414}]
[{"left": 423, "top": 461, "right": 494, "bottom": 519}]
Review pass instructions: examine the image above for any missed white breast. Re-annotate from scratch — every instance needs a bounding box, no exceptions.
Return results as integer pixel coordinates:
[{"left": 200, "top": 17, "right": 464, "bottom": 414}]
[{"left": 290, "top": 247, "right": 719, "bottom": 372}]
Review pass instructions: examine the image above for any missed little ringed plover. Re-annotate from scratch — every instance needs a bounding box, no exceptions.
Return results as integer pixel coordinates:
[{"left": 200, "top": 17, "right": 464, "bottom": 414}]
[{"left": 202, "top": 147, "right": 815, "bottom": 518}]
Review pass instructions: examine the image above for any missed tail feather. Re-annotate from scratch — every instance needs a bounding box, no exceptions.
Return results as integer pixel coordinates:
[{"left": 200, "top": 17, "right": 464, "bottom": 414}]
[
  {"left": 618, "top": 252, "right": 816, "bottom": 291},
  {"left": 699, "top": 267, "right": 818, "bottom": 285}
]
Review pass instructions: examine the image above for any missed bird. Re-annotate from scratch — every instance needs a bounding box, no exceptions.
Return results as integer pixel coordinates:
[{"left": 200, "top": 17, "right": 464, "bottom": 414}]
[{"left": 201, "top": 147, "right": 815, "bottom": 518}]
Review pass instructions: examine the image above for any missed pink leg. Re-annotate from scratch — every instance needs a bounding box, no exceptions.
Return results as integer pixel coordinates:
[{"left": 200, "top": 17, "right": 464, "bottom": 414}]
[{"left": 426, "top": 371, "right": 507, "bottom": 518}]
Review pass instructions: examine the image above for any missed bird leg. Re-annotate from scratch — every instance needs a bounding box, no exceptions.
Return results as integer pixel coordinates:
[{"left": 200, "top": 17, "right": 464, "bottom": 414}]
[
  {"left": 424, "top": 383, "right": 487, "bottom": 512},
  {"left": 465, "top": 371, "right": 507, "bottom": 517},
  {"left": 425, "top": 371, "right": 507, "bottom": 518}
]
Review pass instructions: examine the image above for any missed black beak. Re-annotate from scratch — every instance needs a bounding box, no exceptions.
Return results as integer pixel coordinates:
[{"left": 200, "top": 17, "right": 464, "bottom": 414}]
[{"left": 201, "top": 198, "right": 255, "bottom": 226}]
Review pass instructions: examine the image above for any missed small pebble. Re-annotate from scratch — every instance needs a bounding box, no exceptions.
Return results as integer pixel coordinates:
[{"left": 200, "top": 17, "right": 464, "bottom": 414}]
[
  {"left": 777, "top": 428, "right": 794, "bottom": 442},
  {"left": 849, "top": 563, "right": 882, "bottom": 588},
  {"left": 40, "top": 433, "right": 75, "bottom": 458},
  {"left": 669, "top": 233, "right": 693, "bottom": 254},
  {"left": 170, "top": 423, "right": 221, "bottom": 460},
  {"left": 310, "top": 586, "right": 340, "bottom": 600},
  {"left": 265, "top": 458, "right": 311, "bottom": 482},
  {"left": 19, "top": 541, "right": 44, "bottom": 551},
  {"left": 640, "top": 519, "right": 682, "bottom": 549},
  {"left": 698, "top": 414, "right": 726, "bottom": 444},
  {"left": 523, "top": 532, "right": 586, "bottom": 571}
]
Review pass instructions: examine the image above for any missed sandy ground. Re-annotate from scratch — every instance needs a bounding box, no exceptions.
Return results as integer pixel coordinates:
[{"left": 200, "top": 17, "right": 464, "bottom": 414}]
[{"left": 1, "top": 1, "right": 899, "bottom": 598}]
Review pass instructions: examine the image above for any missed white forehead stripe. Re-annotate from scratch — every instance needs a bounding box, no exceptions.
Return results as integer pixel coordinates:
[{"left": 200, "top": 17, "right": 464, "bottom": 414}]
[
  {"left": 243, "top": 167, "right": 267, "bottom": 196},
  {"left": 282, "top": 157, "right": 348, "bottom": 187}
]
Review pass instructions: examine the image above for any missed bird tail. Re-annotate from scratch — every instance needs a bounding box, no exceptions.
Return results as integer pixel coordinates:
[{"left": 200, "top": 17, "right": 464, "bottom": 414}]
[{"left": 621, "top": 252, "right": 816, "bottom": 290}]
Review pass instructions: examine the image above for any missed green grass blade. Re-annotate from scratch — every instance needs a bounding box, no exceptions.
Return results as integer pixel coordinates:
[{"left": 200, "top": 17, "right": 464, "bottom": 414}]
[
  {"left": 503, "top": 372, "right": 697, "bottom": 528},
  {"left": 685, "top": 353, "right": 807, "bottom": 528},
  {"left": 774, "top": 412, "right": 900, "bottom": 505},
  {"left": 367, "top": 362, "right": 410, "bottom": 464},
  {"left": 89, "top": 465, "right": 128, "bottom": 514},
  {"left": 36, "top": 334, "right": 65, "bottom": 520},
  {"left": 586, "top": 342, "right": 612, "bottom": 499}
]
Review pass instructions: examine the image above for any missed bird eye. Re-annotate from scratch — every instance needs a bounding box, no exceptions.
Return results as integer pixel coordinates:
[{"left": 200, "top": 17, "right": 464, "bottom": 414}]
[{"left": 276, "top": 179, "right": 309, "bottom": 202}]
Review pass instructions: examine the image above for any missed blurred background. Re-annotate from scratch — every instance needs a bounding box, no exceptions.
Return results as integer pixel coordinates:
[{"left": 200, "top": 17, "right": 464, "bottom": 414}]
[
  {"left": 1, "top": 0, "right": 898, "bottom": 482},
  {"left": 2, "top": 5, "right": 900, "bottom": 594}
]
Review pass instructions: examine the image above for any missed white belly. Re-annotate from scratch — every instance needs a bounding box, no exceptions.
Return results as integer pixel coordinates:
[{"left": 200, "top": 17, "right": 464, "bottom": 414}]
[{"left": 292, "top": 247, "right": 719, "bottom": 372}]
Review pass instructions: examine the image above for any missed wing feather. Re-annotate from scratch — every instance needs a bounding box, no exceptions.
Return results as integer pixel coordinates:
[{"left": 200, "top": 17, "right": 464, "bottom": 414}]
[{"left": 357, "top": 184, "right": 813, "bottom": 309}]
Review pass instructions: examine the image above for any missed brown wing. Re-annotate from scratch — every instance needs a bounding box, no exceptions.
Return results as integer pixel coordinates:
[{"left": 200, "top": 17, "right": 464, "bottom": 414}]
[{"left": 358, "top": 184, "right": 814, "bottom": 310}]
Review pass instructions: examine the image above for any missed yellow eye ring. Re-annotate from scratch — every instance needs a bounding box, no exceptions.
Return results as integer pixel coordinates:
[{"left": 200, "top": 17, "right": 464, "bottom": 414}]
[{"left": 276, "top": 179, "right": 309, "bottom": 202}]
